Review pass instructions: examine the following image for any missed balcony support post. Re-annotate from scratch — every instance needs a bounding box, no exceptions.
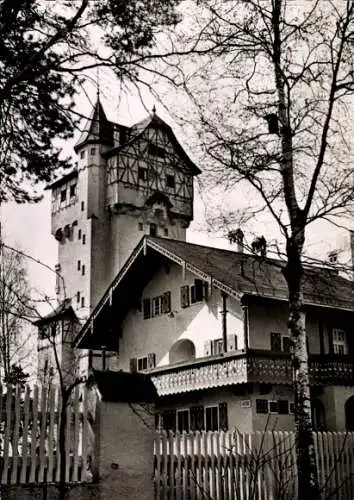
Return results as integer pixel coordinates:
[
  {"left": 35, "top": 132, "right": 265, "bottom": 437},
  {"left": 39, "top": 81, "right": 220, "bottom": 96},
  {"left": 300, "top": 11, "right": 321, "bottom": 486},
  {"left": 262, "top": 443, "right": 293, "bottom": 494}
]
[
  {"left": 221, "top": 292, "right": 228, "bottom": 353},
  {"left": 241, "top": 297, "right": 249, "bottom": 351}
]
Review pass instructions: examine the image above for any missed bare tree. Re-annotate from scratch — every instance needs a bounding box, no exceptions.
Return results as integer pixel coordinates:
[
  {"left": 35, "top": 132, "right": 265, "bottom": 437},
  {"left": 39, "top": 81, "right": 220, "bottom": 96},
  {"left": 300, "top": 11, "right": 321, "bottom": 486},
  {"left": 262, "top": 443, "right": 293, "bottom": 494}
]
[
  {"left": 151, "top": 1, "right": 354, "bottom": 496},
  {"left": 0, "top": 244, "right": 35, "bottom": 382}
]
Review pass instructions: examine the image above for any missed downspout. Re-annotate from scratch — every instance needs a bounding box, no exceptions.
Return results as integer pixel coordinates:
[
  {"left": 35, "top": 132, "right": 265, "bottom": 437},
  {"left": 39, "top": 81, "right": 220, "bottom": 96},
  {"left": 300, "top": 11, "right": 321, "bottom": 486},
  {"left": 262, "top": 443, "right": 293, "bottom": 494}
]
[{"left": 221, "top": 292, "right": 228, "bottom": 352}]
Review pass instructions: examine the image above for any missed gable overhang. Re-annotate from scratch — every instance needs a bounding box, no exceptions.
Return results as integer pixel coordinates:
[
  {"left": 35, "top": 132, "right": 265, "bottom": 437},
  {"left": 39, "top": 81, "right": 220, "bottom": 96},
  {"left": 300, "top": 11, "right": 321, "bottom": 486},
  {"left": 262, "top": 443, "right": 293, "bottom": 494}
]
[{"left": 73, "top": 237, "right": 243, "bottom": 350}]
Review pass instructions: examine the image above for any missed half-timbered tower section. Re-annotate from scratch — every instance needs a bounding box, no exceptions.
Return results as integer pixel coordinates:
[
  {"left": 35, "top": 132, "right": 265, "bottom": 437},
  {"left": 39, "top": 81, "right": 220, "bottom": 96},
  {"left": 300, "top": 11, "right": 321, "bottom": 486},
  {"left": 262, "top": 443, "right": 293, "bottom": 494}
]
[{"left": 105, "top": 113, "right": 201, "bottom": 285}]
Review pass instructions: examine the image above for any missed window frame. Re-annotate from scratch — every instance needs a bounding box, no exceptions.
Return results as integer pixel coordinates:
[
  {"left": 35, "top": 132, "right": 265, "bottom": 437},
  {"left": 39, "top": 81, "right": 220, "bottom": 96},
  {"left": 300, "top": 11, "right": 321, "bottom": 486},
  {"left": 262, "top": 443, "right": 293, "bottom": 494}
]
[
  {"left": 137, "top": 356, "right": 148, "bottom": 372},
  {"left": 176, "top": 408, "right": 190, "bottom": 433},
  {"left": 166, "top": 174, "right": 175, "bottom": 189},
  {"left": 205, "top": 405, "right": 219, "bottom": 431},
  {"left": 60, "top": 189, "right": 67, "bottom": 203},
  {"left": 332, "top": 328, "right": 347, "bottom": 355}
]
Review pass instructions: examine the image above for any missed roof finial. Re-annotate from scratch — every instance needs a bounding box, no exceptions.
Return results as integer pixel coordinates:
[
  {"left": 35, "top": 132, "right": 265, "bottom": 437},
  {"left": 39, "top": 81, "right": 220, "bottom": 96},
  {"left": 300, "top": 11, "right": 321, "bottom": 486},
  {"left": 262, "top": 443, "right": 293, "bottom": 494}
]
[{"left": 152, "top": 104, "right": 156, "bottom": 115}]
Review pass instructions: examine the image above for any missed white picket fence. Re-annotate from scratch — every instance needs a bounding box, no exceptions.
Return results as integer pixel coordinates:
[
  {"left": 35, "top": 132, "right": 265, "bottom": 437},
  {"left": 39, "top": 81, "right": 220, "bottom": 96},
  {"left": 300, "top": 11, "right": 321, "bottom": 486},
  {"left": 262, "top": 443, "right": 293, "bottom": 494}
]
[
  {"left": 153, "top": 430, "right": 354, "bottom": 499},
  {"left": 0, "top": 383, "right": 94, "bottom": 484}
]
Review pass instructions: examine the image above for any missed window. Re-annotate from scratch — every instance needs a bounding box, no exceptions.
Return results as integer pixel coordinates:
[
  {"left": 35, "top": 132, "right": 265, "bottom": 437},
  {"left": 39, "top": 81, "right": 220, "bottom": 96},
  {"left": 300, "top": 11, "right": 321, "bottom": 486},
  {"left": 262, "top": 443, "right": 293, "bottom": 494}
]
[
  {"left": 82, "top": 234, "right": 86, "bottom": 245},
  {"left": 138, "top": 222, "right": 144, "bottom": 231},
  {"left": 164, "top": 228, "right": 169, "bottom": 236},
  {"left": 152, "top": 296, "right": 162, "bottom": 317},
  {"left": 333, "top": 328, "right": 347, "bottom": 355},
  {"left": 256, "top": 399, "right": 290, "bottom": 415},
  {"left": 143, "top": 292, "right": 171, "bottom": 319},
  {"left": 191, "top": 280, "right": 205, "bottom": 303},
  {"left": 81, "top": 296, "right": 85, "bottom": 308},
  {"left": 181, "top": 281, "right": 206, "bottom": 308},
  {"left": 60, "top": 189, "right": 67, "bottom": 203},
  {"left": 77, "top": 260, "right": 81, "bottom": 271},
  {"left": 270, "top": 332, "right": 292, "bottom": 353},
  {"left": 77, "top": 291, "right": 80, "bottom": 303},
  {"left": 78, "top": 229, "right": 82, "bottom": 240},
  {"left": 70, "top": 184, "right": 77, "bottom": 198},
  {"left": 166, "top": 174, "right": 175, "bottom": 188},
  {"left": 211, "top": 338, "right": 224, "bottom": 356},
  {"left": 137, "top": 356, "right": 148, "bottom": 371},
  {"left": 150, "top": 223, "right": 157, "bottom": 236},
  {"left": 82, "top": 265, "right": 85, "bottom": 276},
  {"left": 148, "top": 143, "right": 165, "bottom": 158},
  {"left": 81, "top": 201, "right": 85, "bottom": 211},
  {"left": 90, "top": 147, "right": 96, "bottom": 155},
  {"left": 328, "top": 251, "right": 338, "bottom": 263},
  {"left": 138, "top": 167, "right": 147, "bottom": 181},
  {"left": 177, "top": 409, "right": 190, "bottom": 432},
  {"left": 205, "top": 406, "right": 219, "bottom": 431},
  {"left": 80, "top": 150, "right": 85, "bottom": 159}
]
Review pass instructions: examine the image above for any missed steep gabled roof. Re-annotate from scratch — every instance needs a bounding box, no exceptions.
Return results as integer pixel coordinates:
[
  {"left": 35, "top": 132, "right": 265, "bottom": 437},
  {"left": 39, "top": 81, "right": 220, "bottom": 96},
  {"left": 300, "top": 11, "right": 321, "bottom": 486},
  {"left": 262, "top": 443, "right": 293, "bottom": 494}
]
[
  {"left": 45, "top": 168, "right": 78, "bottom": 191},
  {"left": 74, "top": 99, "right": 114, "bottom": 152},
  {"left": 106, "top": 112, "right": 201, "bottom": 176},
  {"left": 74, "top": 236, "right": 354, "bottom": 350},
  {"left": 34, "top": 299, "right": 78, "bottom": 327}
]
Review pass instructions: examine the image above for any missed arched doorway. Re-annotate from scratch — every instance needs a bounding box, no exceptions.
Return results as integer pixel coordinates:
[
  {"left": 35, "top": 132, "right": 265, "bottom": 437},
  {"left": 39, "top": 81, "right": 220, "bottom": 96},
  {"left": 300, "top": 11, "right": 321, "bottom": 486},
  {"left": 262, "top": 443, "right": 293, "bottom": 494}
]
[
  {"left": 169, "top": 339, "right": 196, "bottom": 364},
  {"left": 345, "top": 396, "right": 354, "bottom": 431}
]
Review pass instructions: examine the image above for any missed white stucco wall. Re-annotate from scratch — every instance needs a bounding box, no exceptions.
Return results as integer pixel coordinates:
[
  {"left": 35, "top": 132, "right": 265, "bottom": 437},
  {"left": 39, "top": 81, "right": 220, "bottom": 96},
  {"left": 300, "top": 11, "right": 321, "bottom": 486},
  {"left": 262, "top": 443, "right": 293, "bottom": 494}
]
[{"left": 118, "top": 264, "right": 244, "bottom": 370}]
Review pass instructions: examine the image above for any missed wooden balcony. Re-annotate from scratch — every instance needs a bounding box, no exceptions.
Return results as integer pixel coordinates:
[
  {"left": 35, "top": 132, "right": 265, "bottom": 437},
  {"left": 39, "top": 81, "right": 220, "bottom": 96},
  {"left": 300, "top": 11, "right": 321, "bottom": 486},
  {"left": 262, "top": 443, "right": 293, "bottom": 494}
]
[{"left": 149, "top": 350, "right": 354, "bottom": 396}]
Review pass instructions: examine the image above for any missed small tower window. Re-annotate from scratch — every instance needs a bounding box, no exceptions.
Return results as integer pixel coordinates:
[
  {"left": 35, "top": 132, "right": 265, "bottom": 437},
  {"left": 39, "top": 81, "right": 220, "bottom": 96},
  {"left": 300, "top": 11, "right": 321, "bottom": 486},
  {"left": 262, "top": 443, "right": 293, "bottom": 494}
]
[
  {"left": 90, "top": 147, "right": 96, "bottom": 155},
  {"left": 80, "top": 151, "right": 85, "bottom": 159},
  {"left": 70, "top": 184, "right": 77, "bottom": 198},
  {"left": 60, "top": 189, "right": 67, "bottom": 203},
  {"left": 82, "top": 234, "right": 86, "bottom": 245},
  {"left": 164, "top": 228, "right": 169, "bottom": 236},
  {"left": 166, "top": 175, "right": 175, "bottom": 188},
  {"left": 138, "top": 167, "right": 147, "bottom": 181},
  {"left": 82, "top": 265, "right": 85, "bottom": 276},
  {"left": 78, "top": 229, "right": 82, "bottom": 240},
  {"left": 81, "top": 201, "right": 85, "bottom": 211},
  {"left": 77, "top": 291, "right": 80, "bottom": 303},
  {"left": 77, "top": 260, "right": 81, "bottom": 271},
  {"left": 81, "top": 297, "right": 85, "bottom": 308},
  {"left": 150, "top": 223, "right": 157, "bottom": 237},
  {"left": 138, "top": 222, "right": 144, "bottom": 231}
]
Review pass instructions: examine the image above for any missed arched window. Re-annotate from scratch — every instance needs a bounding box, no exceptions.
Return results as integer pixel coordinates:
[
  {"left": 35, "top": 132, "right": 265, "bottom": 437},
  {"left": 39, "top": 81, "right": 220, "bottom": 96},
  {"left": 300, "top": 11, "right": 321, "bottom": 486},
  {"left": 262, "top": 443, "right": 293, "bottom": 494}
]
[
  {"left": 345, "top": 396, "right": 354, "bottom": 431},
  {"left": 169, "top": 339, "right": 196, "bottom": 365},
  {"left": 312, "top": 399, "right": 326, "bottom": 431}
]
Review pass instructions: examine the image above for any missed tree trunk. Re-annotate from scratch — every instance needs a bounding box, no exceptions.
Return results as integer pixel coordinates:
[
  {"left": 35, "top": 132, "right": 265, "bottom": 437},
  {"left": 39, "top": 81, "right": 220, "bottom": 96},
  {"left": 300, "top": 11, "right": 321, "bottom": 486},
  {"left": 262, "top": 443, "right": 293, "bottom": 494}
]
[{"left": 284, "top": 234, "right": 319, "bottom": 499}]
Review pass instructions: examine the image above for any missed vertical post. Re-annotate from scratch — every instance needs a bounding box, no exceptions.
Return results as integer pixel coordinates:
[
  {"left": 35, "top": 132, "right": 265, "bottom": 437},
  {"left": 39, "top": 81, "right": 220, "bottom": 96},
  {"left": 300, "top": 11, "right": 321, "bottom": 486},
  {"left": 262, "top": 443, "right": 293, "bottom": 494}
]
[
  {"left": 241, "top": 298, "right": 249, "bottom": 351},
  {"left": 319, "top": 319, "right": 324, "bottom": 355},
  {"left": 221, "top": 293, "right": 228, "bottom": 353}
]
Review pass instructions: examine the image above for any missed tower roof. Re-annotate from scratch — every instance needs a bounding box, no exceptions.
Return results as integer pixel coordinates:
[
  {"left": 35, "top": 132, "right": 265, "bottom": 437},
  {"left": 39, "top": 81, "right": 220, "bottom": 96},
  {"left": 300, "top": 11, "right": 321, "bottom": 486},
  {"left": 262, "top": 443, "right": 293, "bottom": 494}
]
[{"left": 74, "top": 99, "right": 114, "bottom": 152}]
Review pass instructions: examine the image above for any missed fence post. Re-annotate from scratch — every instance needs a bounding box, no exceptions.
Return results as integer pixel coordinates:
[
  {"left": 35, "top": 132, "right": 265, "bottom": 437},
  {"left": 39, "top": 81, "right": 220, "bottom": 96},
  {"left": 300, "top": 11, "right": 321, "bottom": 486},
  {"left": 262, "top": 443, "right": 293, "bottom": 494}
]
[{"left": 91, "top": 370, "right": 158, "bottom": 500}]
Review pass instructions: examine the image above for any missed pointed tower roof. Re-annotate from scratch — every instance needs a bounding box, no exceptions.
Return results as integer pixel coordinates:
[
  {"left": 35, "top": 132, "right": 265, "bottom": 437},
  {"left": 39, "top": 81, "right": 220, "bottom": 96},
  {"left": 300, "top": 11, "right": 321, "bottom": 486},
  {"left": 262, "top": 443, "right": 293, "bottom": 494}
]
[{"left": 74, "top": 99, "right": 114, "bottom": 152}]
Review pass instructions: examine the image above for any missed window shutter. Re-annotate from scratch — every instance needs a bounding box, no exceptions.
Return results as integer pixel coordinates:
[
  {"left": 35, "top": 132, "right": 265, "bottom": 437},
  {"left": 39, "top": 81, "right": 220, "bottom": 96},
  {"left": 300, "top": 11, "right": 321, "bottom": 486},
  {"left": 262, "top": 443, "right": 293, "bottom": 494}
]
[
  {"left": 130, "top": 358, "right": 137, "bottom": 373},
  {"left": 256, "top": 399, "right": 268, "bottom": 414},
  {"left": 190, "top": 405, "right": 204, "bottom": 431},
  {"left": 195, "top": 279, "right": 204, "bottom": 301},
  {"left": 219, "top": 402, "right": 228, "bottom": 431},
  {"left": 143, "top": 298, "right": 151, "bottom": 319},
  {"left": 162, "top": 291, "right": 171, "bottom": 313},
  {"left": 282, "top": 336, "right": 292, "bottom": 353},
  {"left": 227, "top": 334, "right": 238, "bottom": 352},
  {"left": 147, "top": 352, "right": 156, "bottom": 369},
  {"left": 204, "top": 340, "right": 212, "bottom": 356},
  {"left": 180, "top": 285, "right": 190, "bottom": 308},
  {"left": 270, "top": 332, "right": 281, "bottom": 351}
]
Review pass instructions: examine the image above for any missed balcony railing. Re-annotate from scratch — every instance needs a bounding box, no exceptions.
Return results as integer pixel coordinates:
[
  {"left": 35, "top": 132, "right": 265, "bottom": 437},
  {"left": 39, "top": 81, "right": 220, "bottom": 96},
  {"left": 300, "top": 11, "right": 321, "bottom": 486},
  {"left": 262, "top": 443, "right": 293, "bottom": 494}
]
[{"left": 149, "top": 350, "right": 354, "bottom": 396}]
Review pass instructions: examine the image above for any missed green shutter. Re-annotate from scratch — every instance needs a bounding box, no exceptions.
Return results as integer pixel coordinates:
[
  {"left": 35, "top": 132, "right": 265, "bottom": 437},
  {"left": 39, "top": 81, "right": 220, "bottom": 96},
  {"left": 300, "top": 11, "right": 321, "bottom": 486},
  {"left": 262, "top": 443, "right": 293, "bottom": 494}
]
[
  {"left": 162, "top": 291, "right": 171, "bottom": 313},
  {"left": 190, "top": 405, "right": 204, "bottom": 431},
  {"left": 270, "top": 332, "right": 281, "bottom": 351},
  {"left": 147, "top": 352, "right": 156, "bottom": 369}
]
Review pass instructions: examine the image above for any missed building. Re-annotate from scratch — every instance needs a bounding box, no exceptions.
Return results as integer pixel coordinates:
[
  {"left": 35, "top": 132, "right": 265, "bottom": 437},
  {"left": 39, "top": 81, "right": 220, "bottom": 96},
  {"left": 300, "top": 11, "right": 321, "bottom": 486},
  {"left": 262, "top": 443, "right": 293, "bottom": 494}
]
[
  {"left": 38, "top": 98, "right": 354, "bottom": 433},
  {"left": 74, "top": 235, "right": 354, "bottom": 433},
  {"left": 37, "top": 98, "right": 200, "bottom": 379}
]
